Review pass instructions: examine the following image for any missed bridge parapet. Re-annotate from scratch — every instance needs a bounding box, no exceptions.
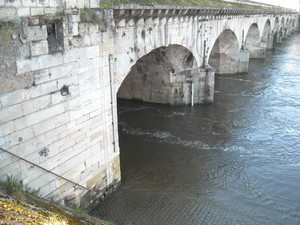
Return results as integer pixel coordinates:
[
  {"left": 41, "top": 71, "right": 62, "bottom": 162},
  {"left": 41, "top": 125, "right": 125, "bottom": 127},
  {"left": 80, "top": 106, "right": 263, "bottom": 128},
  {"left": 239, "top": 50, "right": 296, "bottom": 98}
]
[{"left": 112, "top": 6, "right": 298, "bottom": 27}]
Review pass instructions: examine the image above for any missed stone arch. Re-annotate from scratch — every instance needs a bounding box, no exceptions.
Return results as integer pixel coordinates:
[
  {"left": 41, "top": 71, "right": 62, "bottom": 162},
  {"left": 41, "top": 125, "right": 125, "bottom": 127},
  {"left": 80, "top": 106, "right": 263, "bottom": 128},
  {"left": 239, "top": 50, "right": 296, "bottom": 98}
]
[
  {"left": 262, "top": 19, "right": 272, "bottom": 49},
  {"left": 281, "top": 17, "right": 285, "bottom": 27},
  {"left": 261, "top": 19, "right": 274, "bottom": 49},
  {"left": 208, "top": 29, "right": 240, "bottom": 74},
  {"left": 286, "top": 18, "right": 291, "bottom": 36},
  {"left": 245, "top": 23, "right": 261, "bottom": 58},
  {"left": 274, "top": 17, "right": 280, "bottom": 32},
  {"left": 117, "top": 45, "right": 199, "bottom": 105},
  {"left": 279, "top": 17, "right": 285, "bottom": 39},
  {"left": 273, "top": 17, "right": 280, "bottom": 46}
]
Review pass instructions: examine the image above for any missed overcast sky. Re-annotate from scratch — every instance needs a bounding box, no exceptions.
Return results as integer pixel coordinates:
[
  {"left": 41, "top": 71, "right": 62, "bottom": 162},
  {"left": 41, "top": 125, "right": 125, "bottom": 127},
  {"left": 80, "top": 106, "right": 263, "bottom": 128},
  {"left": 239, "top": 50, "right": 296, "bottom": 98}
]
[{"left": 251, "top": 0, "right": 299, "bottom": 10}]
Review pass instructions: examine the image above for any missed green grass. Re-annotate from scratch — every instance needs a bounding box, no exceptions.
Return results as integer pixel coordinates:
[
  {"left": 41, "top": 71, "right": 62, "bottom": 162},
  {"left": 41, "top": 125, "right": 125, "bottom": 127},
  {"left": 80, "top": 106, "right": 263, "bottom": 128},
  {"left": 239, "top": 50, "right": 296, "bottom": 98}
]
[
  {"left": 100, "top": 0, "right": 265, "bottom": 9},
  {"left": 3, "top": 175, "right": 24, "bottom": 195}
]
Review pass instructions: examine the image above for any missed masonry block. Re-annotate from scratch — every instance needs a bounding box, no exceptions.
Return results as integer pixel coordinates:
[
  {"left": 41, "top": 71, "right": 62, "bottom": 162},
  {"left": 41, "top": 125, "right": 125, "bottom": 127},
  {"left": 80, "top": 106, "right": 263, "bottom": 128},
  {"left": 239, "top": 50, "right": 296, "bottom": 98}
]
[
  {"left": 44, "top": 7, "right": 57, "bottom": 15},
  {"left": 22, "top": 100, "right": 34, "bottom": 115},
  {"left": 0, "top": 104, "right": 23, "bottom": 125},
  {"left": 25, "top": 25, "right": 47, "bottom": 43},
  {"left": 49, "top": 0, "right": 62, "bottom": 7},
  {"left": 30, "top": 7, "right": 45, "bottom": 16},
  {"left": 30, "top": 40, "right": 49, "bottom": 56},
  {"left": 6, "top": 126, "right": 34, "bottom": 147},
  {"left": 65, "top": 0, "right": 85, "bottom": 9},
  {"left": 17, "top": 8, "right": 30, "bottom": 17},
  {"left": 0, "top": 121, "right": 14, "bottom": 137},
  {"left": 32, "top": 69, "right": 51, "bottom": 85},
  {"left": 4, "top": 0, "right": 21, "bottom": 6},
  {"left": 16, "top": 57, "right": 40, "bottom": 74},
  {"left": 36, "top": 0, "right": 50, "bottom": 7},
  {"left": 87, "top": 45, "right": 100, "bottom": 59},
  {"left": 26, "top": 103, "right": 64, "bottom": 126},
  {"left": 22, "top": 0, "right": 37, "bottom": 6},
  {"left": 0, "top": 8, "right": 17, "bottom": 20},
  {"left": 14, "top": 117, "right": 28, "bottom": 132},
  {"left": 63, "top": 48, "right": 87, "bottom": 63},
  {"left": 1, "top": 90, "right": 25, "bottom": 108},
  {"left": 0, "top": 137, "right": 6, "bottom": 149},
  {"left": 38, "top": 53, "right": 63, "bottom": 69}
]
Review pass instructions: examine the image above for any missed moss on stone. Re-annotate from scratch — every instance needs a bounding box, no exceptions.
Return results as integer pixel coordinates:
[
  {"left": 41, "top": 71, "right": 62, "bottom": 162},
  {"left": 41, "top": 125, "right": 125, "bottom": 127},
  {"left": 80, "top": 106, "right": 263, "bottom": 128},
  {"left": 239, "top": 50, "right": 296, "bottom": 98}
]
[{"left": 0, "top": 21, "right": 19, "bottom": 43}]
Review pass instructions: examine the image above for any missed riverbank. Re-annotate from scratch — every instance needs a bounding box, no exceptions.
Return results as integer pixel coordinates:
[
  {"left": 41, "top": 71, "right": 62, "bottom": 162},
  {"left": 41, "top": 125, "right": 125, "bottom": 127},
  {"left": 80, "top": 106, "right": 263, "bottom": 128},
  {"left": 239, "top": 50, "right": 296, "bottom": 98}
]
[{"left": 0, "top": 178, "right": 113, "bottom": 225}]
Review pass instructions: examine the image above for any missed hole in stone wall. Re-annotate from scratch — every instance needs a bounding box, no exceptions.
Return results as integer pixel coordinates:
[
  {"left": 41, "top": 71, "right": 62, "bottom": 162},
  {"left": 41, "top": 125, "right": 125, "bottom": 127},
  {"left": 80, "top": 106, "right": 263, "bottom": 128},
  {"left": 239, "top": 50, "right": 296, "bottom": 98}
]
[
  {"left": 141, "top": 30, "right": 146, "bottom": 39},
  {"left": 47, "top": 20, "right": 64, "bottom": 53},
  {"left": 186, "top": 53, "right": 194, "bottom": 64}
]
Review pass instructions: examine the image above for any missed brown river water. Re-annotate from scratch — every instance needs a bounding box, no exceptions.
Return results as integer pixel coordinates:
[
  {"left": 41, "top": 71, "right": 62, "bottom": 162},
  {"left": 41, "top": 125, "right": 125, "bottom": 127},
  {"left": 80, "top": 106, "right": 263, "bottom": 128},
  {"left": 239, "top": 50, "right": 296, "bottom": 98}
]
[{"left": 91, "top": 33, "right": 300, "bottom": 225}]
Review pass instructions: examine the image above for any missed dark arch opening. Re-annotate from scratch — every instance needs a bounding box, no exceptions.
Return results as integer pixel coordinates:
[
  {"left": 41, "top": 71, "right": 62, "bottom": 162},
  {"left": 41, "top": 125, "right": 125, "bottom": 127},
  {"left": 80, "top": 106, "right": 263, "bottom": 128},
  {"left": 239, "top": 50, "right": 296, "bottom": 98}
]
[{"left": 117, "top": 45, "right": 198, "bottom": 105}]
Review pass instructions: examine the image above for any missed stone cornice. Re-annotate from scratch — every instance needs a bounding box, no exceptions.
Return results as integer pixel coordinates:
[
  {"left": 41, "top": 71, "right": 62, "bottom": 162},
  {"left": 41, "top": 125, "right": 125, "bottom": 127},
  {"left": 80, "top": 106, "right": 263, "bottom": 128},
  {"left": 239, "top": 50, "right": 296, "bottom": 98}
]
[{"left": 113, "top": 6, "right": 297, "bottom": 22}]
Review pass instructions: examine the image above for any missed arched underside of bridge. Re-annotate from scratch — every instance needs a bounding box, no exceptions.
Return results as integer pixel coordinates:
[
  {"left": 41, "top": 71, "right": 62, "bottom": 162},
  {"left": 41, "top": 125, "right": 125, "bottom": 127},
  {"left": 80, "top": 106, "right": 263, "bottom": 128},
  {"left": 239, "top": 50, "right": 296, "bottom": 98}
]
[
  {"left": 117, "top": 45, "right": 200, "bottom": 105},
  {"left": 245, "top": 23, "right": 266, "bottom": 58},
  {"left": 262, "top": 20, "right": 272, "bottom": 50},
  {"left": 208, "top": 29, "right": 247, "bottom": 75}
]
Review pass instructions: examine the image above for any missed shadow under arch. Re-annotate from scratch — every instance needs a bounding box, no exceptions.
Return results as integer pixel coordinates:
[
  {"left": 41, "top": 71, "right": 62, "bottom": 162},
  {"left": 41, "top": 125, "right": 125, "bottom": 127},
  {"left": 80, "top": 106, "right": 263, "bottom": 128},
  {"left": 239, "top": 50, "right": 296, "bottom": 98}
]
[
  {"left": 208, "top": 29, "right": 241, "bottom": 75},
  {"left": 117, "top": 44, "right": 199, "bottom": 105}
]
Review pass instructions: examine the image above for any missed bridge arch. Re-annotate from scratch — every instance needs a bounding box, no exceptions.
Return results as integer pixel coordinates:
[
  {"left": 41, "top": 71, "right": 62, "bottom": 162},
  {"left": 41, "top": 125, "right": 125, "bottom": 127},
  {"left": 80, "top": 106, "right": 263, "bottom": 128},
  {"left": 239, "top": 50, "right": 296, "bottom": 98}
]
[
  {"left": 280, "top": 17, "right": 286, "bottom": 39},
  {"left": 117, "top": 44, "right": 199, "bottom": 105},
  {"left": 262, "top": 19, "right": 272, "bottom": 50},
  {"left": 208, "top": 29, "right": 240, "bottom": 74},
  {"left": 245, "top": 23, "right": 261, "bottom": 58},
  {"left": 273, "top": 17, "right": 280, "bottom": 45}
]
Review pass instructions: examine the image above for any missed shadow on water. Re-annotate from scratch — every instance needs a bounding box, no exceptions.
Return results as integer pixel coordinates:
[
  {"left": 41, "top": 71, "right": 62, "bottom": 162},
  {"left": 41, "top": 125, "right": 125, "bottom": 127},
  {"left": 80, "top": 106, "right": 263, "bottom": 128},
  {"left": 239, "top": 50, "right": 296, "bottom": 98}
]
[{"left": 91, "top": 34, "right": 300, "bottom": 225}]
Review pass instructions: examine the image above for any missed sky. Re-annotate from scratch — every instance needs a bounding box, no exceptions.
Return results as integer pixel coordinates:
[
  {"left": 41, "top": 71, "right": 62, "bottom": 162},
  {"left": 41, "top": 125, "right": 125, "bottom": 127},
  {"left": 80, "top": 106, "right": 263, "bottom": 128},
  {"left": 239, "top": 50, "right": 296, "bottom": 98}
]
[{"left": 251, "top": 0, "right": 299, "bottom": 10}]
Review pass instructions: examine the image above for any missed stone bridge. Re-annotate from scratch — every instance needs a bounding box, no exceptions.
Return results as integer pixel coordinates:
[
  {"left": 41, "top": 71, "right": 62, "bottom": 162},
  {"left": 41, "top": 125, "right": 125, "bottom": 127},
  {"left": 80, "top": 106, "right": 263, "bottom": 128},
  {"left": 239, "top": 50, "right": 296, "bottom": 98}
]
[{"left": 0, "top": 1, "right": 298, "bottom": 207}]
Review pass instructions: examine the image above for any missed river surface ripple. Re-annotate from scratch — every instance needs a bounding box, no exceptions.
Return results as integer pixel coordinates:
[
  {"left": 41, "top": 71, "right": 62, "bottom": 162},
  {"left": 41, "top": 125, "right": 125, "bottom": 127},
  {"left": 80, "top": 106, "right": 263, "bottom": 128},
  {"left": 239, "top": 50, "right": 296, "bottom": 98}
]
[{"left": 91, "top": 33, "right": 300, "bottom": 225}]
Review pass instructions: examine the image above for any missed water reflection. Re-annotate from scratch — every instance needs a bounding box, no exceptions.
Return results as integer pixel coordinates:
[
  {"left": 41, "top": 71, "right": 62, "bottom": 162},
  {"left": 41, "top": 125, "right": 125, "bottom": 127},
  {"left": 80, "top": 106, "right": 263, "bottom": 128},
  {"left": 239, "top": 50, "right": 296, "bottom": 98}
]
[{"left": 91, "top": 34, "right": 300, "bottom": 225}]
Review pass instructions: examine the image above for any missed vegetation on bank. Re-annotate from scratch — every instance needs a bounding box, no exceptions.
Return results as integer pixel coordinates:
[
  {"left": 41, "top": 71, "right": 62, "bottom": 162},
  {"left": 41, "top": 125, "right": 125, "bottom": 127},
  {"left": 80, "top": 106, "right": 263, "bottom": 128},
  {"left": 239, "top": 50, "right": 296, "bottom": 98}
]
[
  {"left": 0, "top": 176, "right": 113, "bottom": 225},
  {"left": 100, "top": 0, "right": 270, "bottom": 9}
]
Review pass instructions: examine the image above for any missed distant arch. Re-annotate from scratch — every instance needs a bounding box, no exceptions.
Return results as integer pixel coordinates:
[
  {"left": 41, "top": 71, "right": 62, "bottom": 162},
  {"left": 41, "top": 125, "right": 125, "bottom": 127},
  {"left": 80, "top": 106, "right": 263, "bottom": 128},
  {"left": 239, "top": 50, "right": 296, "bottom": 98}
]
[
  {"left": 245, "top": 23, "right": 260, "bottom": 58},
  {"left": 281, "top": 17, "right": 285, "bottom": 27},
  {"left": 208, "top": 29, "right": 240, "bottom": 74},
  {"left": 274, "top": 17, "right": 280, "bottom": 32},
  {"left": 261, "top": 19, "right": 272, "bottom": 49}
]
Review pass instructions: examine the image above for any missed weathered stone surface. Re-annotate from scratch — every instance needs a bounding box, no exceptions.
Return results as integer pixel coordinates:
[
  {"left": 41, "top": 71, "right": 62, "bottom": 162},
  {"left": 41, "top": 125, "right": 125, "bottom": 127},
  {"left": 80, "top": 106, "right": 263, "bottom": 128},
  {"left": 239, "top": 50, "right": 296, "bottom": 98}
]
[
  {"left": 30, "top": 40, "right": 49, "bottom": 56},
  {"left": 30, "top": 7, "right": 45, "bottom": 16},
  {"left": 65, "top": 0, "right": 85, "bottom": 9},
  {"left": 23, "top": 25, "right": 47, "bottom": 43},
  {"left": 0, "top": 8, "right": 17, "bottom": 20},
  {"left": 17, "top": 8, "right": 30, "bottom": 17}
]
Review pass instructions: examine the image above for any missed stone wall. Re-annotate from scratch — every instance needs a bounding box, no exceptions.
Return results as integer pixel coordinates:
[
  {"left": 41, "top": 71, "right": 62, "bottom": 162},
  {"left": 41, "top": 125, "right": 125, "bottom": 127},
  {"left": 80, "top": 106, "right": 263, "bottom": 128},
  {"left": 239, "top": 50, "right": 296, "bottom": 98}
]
[{"left": 0, "top": 3, "right": 120, "bottom": 207}]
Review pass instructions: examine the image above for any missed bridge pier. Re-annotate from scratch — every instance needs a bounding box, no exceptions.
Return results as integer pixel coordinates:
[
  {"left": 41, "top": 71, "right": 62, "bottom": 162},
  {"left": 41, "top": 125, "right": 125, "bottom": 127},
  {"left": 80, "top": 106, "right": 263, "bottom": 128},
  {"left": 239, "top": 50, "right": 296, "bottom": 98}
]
[
  {"left": 195, "top": 67, "right": 215, "bottom": 104},
  {"left": 267, "top": 34, "right": 275, "bottom": 50},
  {"left": 181, "top": 67, "right": 215, "bottom": 105},
  {"left": 238, "top": 50, "right": 250, "bottom": 73}
]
